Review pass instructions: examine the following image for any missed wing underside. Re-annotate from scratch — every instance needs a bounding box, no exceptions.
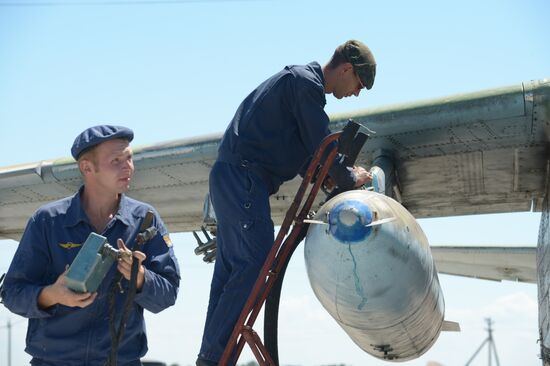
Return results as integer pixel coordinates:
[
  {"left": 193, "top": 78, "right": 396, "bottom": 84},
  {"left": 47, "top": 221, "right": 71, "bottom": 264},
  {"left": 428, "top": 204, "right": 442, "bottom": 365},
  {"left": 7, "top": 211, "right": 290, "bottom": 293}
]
[{"left": 431, "top": 246, "right": 537, "bottom": 283}]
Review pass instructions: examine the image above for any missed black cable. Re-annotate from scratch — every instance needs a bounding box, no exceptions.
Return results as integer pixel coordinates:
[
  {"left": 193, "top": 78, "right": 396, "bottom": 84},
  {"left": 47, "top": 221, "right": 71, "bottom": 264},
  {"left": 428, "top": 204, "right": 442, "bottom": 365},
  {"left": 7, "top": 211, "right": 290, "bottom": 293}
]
[
  {"left": 263, "top": 223, "right": 308, "bottom": 366},
  {"left": 105, "top": 211, "right": 155, "bottom": 366},
  {"left": 106, "top": 258, "right": 140, "bottom": 366},
  {"left": 107, "top": 275, "right": 121, "bottom": 366}
]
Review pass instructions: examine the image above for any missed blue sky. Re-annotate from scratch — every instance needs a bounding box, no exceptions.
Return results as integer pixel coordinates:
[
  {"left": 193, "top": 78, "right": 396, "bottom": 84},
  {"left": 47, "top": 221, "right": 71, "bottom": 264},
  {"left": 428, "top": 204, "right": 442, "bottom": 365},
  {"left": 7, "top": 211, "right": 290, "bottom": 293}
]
[{"left": 0, "top": 0, "right": 548, "bottom": 365}]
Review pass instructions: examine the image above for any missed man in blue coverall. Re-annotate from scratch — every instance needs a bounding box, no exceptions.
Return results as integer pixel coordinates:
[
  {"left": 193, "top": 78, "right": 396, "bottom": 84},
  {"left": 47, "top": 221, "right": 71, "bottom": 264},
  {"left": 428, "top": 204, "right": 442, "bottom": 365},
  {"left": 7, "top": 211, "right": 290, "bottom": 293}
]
[
  {"left": 197, "top": 40, "right": 376, "bottom": 366},
  {"left": 1, "top": 125, "right": 180, "bottom": 366}
]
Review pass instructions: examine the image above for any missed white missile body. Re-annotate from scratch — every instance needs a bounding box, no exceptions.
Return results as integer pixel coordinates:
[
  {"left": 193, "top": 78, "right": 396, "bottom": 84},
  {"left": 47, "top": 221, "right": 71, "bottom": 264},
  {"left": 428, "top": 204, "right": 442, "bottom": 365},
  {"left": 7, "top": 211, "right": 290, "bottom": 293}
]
[{"left": 304, "top": 190, "right": 445, "bottom": 361}]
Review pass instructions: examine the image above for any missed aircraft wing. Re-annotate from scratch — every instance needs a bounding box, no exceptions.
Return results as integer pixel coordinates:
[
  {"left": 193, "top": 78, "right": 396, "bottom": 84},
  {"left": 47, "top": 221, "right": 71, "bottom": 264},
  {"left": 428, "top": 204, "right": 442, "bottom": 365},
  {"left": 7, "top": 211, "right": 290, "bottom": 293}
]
[
  {"left": 431, "top": 246, "right": 537, "bottom": 283},
  {"left": 1, "top": 78, "right": 548, "bottom": 241},
  {"left": 0, "top": 134, "right": 222, "bottom": 241}
]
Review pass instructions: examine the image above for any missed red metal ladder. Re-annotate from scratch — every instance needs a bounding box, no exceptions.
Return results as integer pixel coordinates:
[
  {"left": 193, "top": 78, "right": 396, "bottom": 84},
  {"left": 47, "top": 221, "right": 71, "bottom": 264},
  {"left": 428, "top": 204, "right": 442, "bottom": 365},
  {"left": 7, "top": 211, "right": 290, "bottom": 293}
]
[{"left": 218, "top": 130, "right": 344, "bottom": 366}]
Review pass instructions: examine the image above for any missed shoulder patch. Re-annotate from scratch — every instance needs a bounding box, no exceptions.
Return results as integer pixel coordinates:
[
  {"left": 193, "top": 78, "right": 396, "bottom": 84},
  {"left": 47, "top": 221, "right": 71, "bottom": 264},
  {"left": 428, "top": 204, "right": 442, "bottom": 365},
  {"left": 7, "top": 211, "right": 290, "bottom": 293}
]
[
  {"left": 163, "top": 234, "right": 173, "bottom": 248},
  {"left": 59, "top": 242, "right": 82, "bottom": 249}
]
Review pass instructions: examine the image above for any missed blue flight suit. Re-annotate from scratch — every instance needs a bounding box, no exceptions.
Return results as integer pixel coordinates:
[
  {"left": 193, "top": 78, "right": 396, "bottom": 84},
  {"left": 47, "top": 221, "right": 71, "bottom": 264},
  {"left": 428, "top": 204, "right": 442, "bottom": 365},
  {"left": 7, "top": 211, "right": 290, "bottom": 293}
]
[
  {"left": 198, "top": 62, "right": 357, "bottom": 363},
  {"left": 1, "top": 187, "right": 180, "bottom": 366}
]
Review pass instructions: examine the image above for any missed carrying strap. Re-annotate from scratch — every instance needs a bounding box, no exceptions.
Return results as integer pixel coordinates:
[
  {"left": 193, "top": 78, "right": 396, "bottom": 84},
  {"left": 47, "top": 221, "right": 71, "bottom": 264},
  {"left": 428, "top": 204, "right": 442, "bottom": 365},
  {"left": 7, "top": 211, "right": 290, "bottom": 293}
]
[{"left": 106, "top": 210, "right": 155, "bottom": 366}]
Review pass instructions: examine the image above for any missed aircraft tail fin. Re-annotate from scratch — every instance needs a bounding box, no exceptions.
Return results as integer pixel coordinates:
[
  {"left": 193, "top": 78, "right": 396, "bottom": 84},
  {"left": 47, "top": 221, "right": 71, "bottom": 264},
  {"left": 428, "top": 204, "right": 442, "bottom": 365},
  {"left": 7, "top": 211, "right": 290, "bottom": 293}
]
[{"left": 442, "top": 320, "right": 461, "bottom": 332}]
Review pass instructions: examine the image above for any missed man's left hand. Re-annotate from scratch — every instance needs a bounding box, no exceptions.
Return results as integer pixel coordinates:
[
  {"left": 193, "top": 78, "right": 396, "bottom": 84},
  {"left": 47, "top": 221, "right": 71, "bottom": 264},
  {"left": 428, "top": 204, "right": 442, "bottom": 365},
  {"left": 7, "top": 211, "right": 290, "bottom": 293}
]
[{"left": 117, "top": 238, "right": 146, "bottom": 290}]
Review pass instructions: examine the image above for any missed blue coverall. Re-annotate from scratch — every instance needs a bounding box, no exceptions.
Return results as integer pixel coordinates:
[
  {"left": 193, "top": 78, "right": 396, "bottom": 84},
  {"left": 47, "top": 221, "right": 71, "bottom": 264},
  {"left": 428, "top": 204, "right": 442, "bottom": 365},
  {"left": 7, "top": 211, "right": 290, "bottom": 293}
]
[
  {"left": 1, "top": 187, "right": 180, "bottom": 366},
  {"left": 198, "top": 62, "right": 357, "bottom": 364}
]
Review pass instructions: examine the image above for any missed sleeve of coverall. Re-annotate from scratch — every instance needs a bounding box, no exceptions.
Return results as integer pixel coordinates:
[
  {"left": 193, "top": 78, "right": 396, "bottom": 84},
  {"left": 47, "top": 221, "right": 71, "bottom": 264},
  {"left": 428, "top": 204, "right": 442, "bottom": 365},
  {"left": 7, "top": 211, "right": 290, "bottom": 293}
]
[
  {"left": 292, "top": 82, "right": 356, "bottom": 190},
  {"left": 134, "top": 210, "right": 180, "bottom": 313},
  {"left": 1, "top": 215, "right": 59, "bottom": 319}
]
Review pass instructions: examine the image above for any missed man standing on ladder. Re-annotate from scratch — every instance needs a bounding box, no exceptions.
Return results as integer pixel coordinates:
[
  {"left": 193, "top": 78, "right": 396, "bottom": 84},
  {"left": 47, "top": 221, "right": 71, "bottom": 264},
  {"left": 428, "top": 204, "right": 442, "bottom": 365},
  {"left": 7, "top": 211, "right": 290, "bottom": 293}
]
[{"left": 197, "top": 40, "right": 376, "bottom": 366}]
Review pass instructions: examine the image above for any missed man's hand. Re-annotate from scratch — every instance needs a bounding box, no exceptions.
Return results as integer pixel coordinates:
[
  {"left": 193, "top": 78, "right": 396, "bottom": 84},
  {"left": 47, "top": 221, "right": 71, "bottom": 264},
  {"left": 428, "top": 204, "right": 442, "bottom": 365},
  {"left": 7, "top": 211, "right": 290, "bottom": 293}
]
[
  {"left": 322, "top": 176, "right": 336, "bottom": 192},
  {"left": 352, "top": 166, "right": 373, "bottom": 188},
  {"left": 38, "top": 266, "right": 97, "bottom": 309},
  {"left": 117, "top": 238, "right": 146, "bottom": 291}
]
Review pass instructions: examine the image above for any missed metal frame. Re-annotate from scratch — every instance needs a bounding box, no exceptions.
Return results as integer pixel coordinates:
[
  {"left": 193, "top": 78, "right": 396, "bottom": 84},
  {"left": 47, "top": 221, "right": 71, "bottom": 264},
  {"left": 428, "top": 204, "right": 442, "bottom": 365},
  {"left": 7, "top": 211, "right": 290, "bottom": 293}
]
[{"left": 218, "top": 131, "right": 343, "bottom": 366}]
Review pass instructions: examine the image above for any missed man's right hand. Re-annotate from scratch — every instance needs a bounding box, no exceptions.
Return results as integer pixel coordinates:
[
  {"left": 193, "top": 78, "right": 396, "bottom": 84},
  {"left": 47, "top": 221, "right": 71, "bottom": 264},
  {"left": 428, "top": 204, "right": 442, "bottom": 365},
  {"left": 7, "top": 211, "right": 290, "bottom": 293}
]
[
  {"left": 352, "top": 166, "right": 373, "bottom": 188},
  {"left": 37, "top": 267, "right": 97, "bottom": 309}
]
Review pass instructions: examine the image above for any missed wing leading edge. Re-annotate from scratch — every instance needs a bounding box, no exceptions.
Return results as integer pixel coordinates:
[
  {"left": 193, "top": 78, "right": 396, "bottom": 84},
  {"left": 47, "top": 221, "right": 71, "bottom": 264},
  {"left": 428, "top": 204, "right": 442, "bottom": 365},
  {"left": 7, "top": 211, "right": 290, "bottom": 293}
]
[{"left": 1, "top": 78, "right": 548, "bottom": 240}]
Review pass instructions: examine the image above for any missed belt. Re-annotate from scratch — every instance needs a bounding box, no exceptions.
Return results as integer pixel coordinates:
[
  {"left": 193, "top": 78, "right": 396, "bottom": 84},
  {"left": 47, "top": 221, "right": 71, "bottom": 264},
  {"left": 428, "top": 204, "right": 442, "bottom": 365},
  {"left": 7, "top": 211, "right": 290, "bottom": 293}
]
[{"left": 217, "top": 151, "right": 274, "bottom": 194}]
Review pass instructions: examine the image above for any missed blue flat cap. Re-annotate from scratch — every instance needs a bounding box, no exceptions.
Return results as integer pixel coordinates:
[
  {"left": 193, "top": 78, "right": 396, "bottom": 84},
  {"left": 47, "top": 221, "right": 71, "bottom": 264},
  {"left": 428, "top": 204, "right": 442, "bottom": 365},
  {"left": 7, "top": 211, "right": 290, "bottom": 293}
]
[{"left": 71, "top": 125, "right": 134, "bottom": 160}]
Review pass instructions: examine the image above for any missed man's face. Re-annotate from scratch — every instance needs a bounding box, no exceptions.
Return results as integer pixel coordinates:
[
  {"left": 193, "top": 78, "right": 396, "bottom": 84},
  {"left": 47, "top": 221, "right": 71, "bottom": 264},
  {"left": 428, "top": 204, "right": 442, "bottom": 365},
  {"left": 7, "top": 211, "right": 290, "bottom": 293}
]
[
  {"left": 332, "top": 63, "right": 364, "bottom": 99},
  {"left": 84, "top": 139, "right": 134, "bottom": 194}
]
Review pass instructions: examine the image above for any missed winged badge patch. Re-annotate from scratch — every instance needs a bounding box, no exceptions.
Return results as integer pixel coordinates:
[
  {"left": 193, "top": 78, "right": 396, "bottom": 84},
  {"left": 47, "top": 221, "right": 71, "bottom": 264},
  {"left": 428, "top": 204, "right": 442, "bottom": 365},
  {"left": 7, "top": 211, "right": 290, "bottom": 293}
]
[{"left": 59, "top": 242, "right": 82, "bottom": 249}]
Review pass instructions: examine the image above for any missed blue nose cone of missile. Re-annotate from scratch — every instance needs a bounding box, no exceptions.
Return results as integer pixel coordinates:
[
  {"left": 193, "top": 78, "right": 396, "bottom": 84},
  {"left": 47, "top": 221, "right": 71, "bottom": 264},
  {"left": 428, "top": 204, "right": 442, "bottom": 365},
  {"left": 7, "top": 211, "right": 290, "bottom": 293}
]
[{"left": 328, "top": 200, "right": 373, "bottom": 243}]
